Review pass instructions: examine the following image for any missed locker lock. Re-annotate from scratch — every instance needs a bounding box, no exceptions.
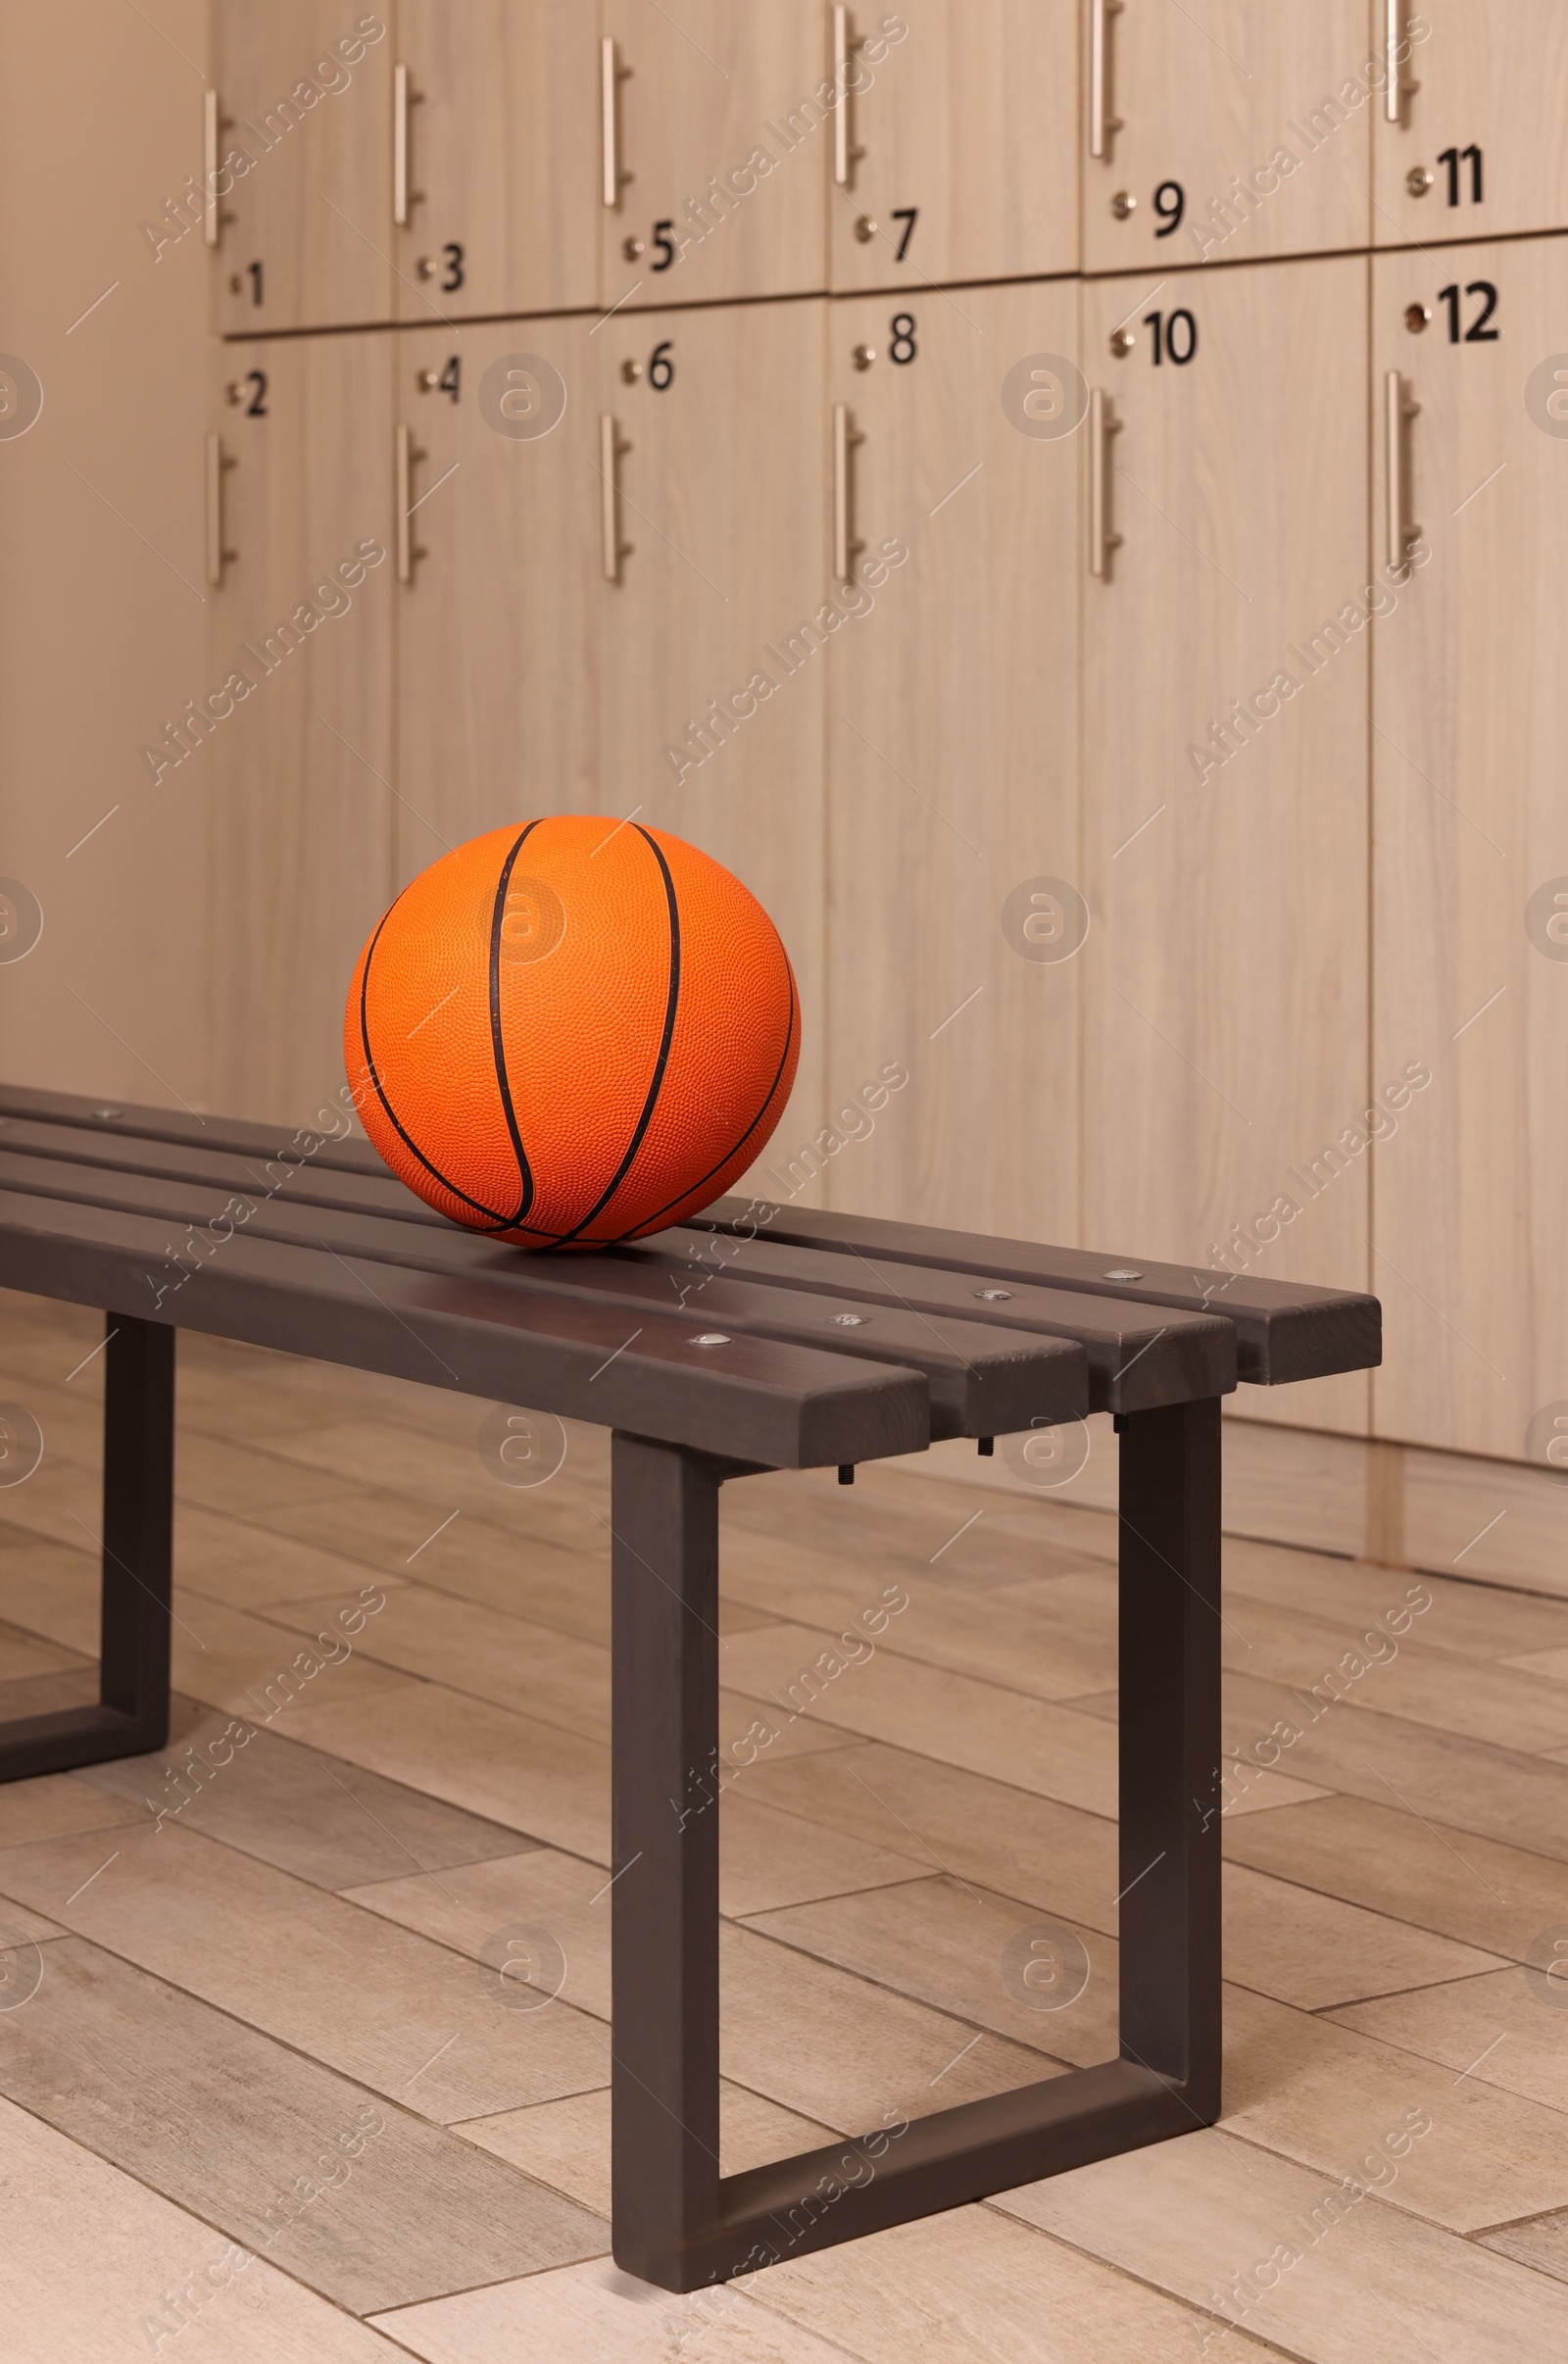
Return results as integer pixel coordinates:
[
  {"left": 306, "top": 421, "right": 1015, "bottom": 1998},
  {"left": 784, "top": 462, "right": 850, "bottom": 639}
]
[
  {"left": 223, "top": 379, "right": 250, "bottom": 406},
  {"left": 854, "top": 217, "right": 879, "bottom": 242},
  {"left": 416, "top": 369, "right": 443, "bottom": 391},
  {"left": 852, "top": 344, "right": 877, "bottom": 371},
  {"left": 1107, "top": 327, "right": 1136, "bottom": 358},
  {"left": 1404, "top": 303, "right": 1432, "bottom": 333},
  {"left": 1110, "top": 191, "right": 1137, "bottom": 220},
  {"left": 620, "top": 358, "right": 644, "bottom": 383},
  {"left": 1405, "top": 166, "right": 1434, "bottom": 197},
  {"left": 622, "top": 236, "right": 645, "bottom": 260}
]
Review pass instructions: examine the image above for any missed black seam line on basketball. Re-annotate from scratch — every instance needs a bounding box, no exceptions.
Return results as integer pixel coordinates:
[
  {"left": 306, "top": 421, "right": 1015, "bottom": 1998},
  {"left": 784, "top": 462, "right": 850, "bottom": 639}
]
[
  {"left": 552, "top": 822, "right": 682, "bottom": 1249},
  {"left": 612, "top": 958, "right": 800, "bottom": 1243},
  {"left": 359, "top": 901, "right": 515, "bottom": 1231},
  {"left": 489, "top": 819, "right": 542, "bottom": 1229}
]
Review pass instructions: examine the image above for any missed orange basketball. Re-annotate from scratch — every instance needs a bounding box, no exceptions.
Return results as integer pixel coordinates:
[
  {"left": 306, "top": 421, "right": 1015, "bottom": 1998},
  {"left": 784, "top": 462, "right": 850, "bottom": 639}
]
[{"left": 344, "top": 816, "right": 800, "bottom": 1249}]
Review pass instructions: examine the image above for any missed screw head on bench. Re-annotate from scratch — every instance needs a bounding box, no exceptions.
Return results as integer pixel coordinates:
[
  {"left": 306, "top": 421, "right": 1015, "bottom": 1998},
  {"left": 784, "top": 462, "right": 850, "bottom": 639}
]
[
  {"left": 974, "top": 1288, "right": 1011, "bottom": 1302},
  {"left": 692, "top": 1333, "right": 729, "bottom": 1347},
  {"left": 92, "top": 1108, "right": 123, "bottom": 1121},
  {"left": 1103, "top": 1267, "right": 1143, "bottom": 1281},
  {"left": 831, "top": 1311, "right": 867, "bottom": 1326}
]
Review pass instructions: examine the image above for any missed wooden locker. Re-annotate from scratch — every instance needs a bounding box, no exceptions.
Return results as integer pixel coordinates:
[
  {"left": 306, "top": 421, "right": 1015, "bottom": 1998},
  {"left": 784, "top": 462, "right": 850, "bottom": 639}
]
[
  {"left": 206, "top": 333, "right": 396, "bottom": 1125},
  {"left": 1371, "top": 236, "right": 1568, "bottom": 1456},
  {"left": 824, "top": 283, "right": 1081, "bottom": 1242},
  {"left": 211, "top": 4, "right": 395, "bottom": 333},
  {"left": 1081, "top": 0, "right": 1371, "bottom": 274},
  {"left": 827, "top": 3, "right": 1078, "bottom": 292},
  {"left": 1080, "top": 257, "right": 1370, "bottom": 1435},
  {"left": 393, "top": 320, "right": 602, "bottom": 883},
  {"left": 595, "top": 299, "right": 827, "bottom": 1200},
  {"left": 599, "top": 1, "right": 826, "bottom": 312},
  {"left": 392, "top": 3, "right": 599, "bottom": 322},
  {"left": 1373, "top": 5, "right": 1568, "bottom": 248}
]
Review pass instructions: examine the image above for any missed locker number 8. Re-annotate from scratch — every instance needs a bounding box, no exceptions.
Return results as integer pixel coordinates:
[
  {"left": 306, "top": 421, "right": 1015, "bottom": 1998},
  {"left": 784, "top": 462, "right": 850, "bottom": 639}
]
[{"left": 890, "top": 315, "right": 917, "bottom": 365}]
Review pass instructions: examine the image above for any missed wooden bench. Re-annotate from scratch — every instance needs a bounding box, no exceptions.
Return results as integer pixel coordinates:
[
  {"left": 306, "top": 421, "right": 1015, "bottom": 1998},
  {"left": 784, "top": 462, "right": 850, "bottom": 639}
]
[{"left": 0, "top": 1083, "right": 1379, "bottom": 2291}]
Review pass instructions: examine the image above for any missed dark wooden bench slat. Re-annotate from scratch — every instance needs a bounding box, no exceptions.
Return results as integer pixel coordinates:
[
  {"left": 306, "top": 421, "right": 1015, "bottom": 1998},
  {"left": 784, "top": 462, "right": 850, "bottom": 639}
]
[
  {"left": 706, "top": 1198, "right": 1379, "bottom": 1387},
  {"left": 0, "top": 1083, "right": 385, "bottom": 1177},
  {"left": 0, "top": 1185, "right": 928, "bottom": 1469},
  {"left": 0, "top": 1112, "right": 438, "bottom": 1225},
  {"left": 615, "top": 1227, "right": 1235, "bottom": 1414},
  {"left": 0, "top": 1150, "right": 1083, "bottom": 1443}
]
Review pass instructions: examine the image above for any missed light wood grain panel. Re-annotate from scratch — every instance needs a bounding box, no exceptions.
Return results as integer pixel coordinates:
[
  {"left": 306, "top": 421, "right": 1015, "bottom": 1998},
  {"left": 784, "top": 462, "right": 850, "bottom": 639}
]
[
  {"left": 829, "top": 3, "right": 1077, "bottom": 291},
  {"left": 1081, "top": 255, "right": 1371, "bottom": 1436},
  {"left": 0, "top": 2093, "right": 403, "bottom": 2362},
  {"left": 596, "top": 298, "right": 828, "bottom": 1197},
  {"left": 213, "top": 2, "right": 396, "bottom": 332},
  {"left": 0, "top": 1772, "right": 143, "bottom": 1849},
  {"left": 394, "top": 318, "right": 602, "bottom": 885},
  {"left": 0, "top": 1938, "right": 606, "bottom": 2313},
  {"left": 1333, "top": 1968, "right": 1568, "bottom": 2114},
  {"left": 995, "top": 2124, "right": 1568, "bottom": 2360},
  {"left": 208, "top": 330, "right": 396, "bottom": 1125},
  {"left": 374, "top": 2257, "right": 855, "bottom": 2364},
  {"left": 599, "top": 0, "right": 825, "bottom": 309},
  {"left": 1083, "top": 0, "right": 1372, "bottom": 272},
  {"left": 1371, "top": 236, "right": 1568, "bottom": 1454},
  {"left": 1372, "top": 5, "right": 1568, "bottom": 247},
  {"left": 824, "top": 279, "right": 1080, "bottom": 1240},
  {"left": 459, "top": 2082, "right": 835, "bottom": 2217},
  {"left": 393, "top": 3, "right": 599, "bottom": 321}
]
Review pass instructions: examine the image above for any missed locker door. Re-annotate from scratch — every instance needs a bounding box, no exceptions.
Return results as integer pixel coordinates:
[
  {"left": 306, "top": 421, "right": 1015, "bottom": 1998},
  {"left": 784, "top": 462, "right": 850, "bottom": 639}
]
[
  {"left": 1372, "top": 5, "right": 1568, "bottom": 247},
  {"left": 394, "top": 320, "right": 602, "bottom": 884},
  {"left": 206, "top": 334, "right": 396, "bottom": 1124},
  {"left": 1081, "top": 259, "right": 1370, "bottom": 1435},
  {"left": 824, "top": 285, "right": 1081, "bottom": 1241},
  {"left": 1371, "top": 237, "right": 1568, "bottom": 1455},
  {"left": 393, "top": 3, "right": 599, "bottom": 321},
  {"left": 1080, "top": 0, "right": 1370, "bottom": 274},
  {"left": 598, "top": 1, "right": 826, "bottom": 311},
  {"left": 211, "top": 4, "right": 395, "bottom": 333},
  {"left": 595, "top": 300, "right": 827, "bottom": 1196},
  {"left": 827, "top": 3, "right": 1078, "bottom": 292}
]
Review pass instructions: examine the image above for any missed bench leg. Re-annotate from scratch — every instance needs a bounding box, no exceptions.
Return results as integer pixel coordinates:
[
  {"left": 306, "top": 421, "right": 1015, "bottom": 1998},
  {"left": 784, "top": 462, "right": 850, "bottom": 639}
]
[
  {"left": 0, "top": 1314, "right": 174, "bottom": 1782},
  {"left": 609, "top": 1400, "right": 1224, "bottom": 2293}
]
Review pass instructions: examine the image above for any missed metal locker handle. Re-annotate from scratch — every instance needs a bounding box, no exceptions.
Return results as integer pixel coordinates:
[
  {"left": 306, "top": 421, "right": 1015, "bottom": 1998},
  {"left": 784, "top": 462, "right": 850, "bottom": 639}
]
[
  {"left": 601, "top": 414, "right": 631, "bottom": 582},
  {"left": 1088, "top": 388, "right": 1122, "bottom": 578},
  {"left": 203, "top": 88, "right": 220, "bottom": 248},
  {"left": 832, "top": 5, "right": 854, "bottom": 187},
  {"left": 601, "top": 38, "right": 621, "bottom": 209},
  {"left": 204, "top": 432, "right": 225, "bottom": 586},
  {"left": 396, "top": 421, "right": 423, "bottom": 582},
  {"left": 832, "top": 401, "right": 862, "bottom": 587},
  {"left": 1385, "top": 369, "right": 1420, "bottom": 575},
  {"left": 1385, "top": 0, "right": 1403, "bottom": 124},
  {"left": 1089, "top": 0, "right": 1123, "bottom": 162},
  {"left": 393, "top": 63, "right": 412, "bottom": 224}
]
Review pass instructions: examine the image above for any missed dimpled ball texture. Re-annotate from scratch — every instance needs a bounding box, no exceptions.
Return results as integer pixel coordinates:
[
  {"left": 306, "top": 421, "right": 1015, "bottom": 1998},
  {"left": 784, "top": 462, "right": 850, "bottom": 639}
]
[{"left": 344, "top": 815, "right": 800, "bottom": 1248}]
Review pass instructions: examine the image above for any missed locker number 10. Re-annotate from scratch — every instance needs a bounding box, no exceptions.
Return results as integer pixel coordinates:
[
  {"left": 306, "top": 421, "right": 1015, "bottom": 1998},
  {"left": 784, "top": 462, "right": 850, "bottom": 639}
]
[{"left": 1144, "top": 308, "right": 1198, "bottom": 367}]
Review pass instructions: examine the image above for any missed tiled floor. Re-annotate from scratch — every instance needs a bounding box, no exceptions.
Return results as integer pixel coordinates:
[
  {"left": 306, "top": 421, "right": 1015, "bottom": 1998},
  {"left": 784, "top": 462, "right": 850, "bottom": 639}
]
[{"left": 1, "top": 1290, "right": 1566, "bottom": 2361}]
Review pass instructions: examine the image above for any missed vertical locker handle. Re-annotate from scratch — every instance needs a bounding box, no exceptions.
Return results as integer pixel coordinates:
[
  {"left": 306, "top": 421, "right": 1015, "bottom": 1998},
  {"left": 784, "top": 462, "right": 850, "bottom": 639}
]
[
  {"left": 601, "top": 414, "right": 626, "bottom": 582},
  {"left": 1089, "top": 0, "right": 1122, "bottom": 162},
  {"left": 832, "top": 5, "right": 853, "bottom": 186},
  {"left": 1385, "top": 0, "right": 1403, "bottom": 124},
  {"left": 832, "top": 401, "right": 859, "bottom": 587},
  {"left": 204, "top": 431, "right": 224, "bottom": 587},
  {"left": 1385, "top": 369, "right": 1420, "bottom": 575},
  {"left": 396, "top": 420, "right": 416, "bottom": 582},
  {"left": 393, "top": 62, "right": 411, "bottom": 224},
  {"left": 1088, "top": 388, "right": 1122, "bottom": 578},
  {"left": 203, "top": 88, "right": 220, "bottom": 248},
  {"left": 601, "top": 38, "right": 621, "bottom": 209}
]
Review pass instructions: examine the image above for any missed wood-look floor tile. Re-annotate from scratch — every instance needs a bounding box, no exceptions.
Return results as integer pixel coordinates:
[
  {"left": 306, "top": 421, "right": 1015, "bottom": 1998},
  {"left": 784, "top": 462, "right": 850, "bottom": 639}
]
[
  {"left": 458, "top": 2081, "right": 834, "bottom": 2217},
  {"left": 0, "top": 1896, "right": 68, "bottom": 1943},
  {"left": 722, "top": 1467, "right": 1098, "bottom": 1591},
  {"left": 0, "top": 1532, "right": 103, "bottom": 1654},
  {"left": 1223, "top": 1862, "right": 1507, "bottom": 2008},
  {"left": 995, "top": 2125, "right": 1568, "bottom": 2363},
  {"left": 173, "top": 1429, "right": 363, "bottom": 1520},
  {"left": 373, "top": 2257, "right": 855, "bottom": 2364},
  {"left": 174, "top": 1500, "right": 413, "bottom": 1608},
  {"left": 1511, "top": 1647, "right": 1568, "bottom": 1688},
  {"left": 0, "top": 1771, "right": 142, "bottom": 1850},
  {"left": 738, "top": 1744, "right": 1120, "bottom": 1933},
  {"left": 1223, "top": 1538, "right": 1568, "bottom": 1660},
  {"left": 0, "top": 1613, "right": 87, "bottom": 1687},
  {"left": 0, "top": 1938, "right": 606, "bottom": 2312},
  {"left": 1332, "top": 1967, "right": 1568, "bottom": 2115},
  {"left": 716, "top": 1624, "right": 1119, "bottom": 1815},
  {"left": 0, "top": 1822, "right": 610, "bottom": 2123},
  {"left": 1224, "top": 1793, "right": 1568, "bottom": 1960},
  {"left": 1478, "top": 2207, "right": 1568, "bottom": 2283},
  {"left": 719, "top": 1923, "right": 1058, "bottom": 2133},
  {"left": 168, "top": 1594, "right": 415, "bottom": 1722},
  {"left": 1222, "top": 1981, "right": 1568, "bottom": 2232},
  {"left": 745, "top": 1877, "right": 1112, "bottom": 2067},
  {"left": 78, "top": 1705, "right": 531, "bottom": 1889},
  {"left": 258, "top": 1419, "right": 611, "bottom": 1537},
  {"left": 756, "top": 2201, "right": 1279, "bottom": 2363},
  {"left": 284, "top": 1680, "right": 612, "bottom": 1859},
  {"left": 0, "top": 2093, "right": 402, "bottom": 2361}
]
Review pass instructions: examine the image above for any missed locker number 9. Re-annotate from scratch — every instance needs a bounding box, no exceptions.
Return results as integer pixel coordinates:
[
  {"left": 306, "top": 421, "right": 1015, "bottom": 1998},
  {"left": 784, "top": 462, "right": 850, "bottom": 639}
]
[{"left": 1153, "top": 181, "right": 1185, "bottom": 236}]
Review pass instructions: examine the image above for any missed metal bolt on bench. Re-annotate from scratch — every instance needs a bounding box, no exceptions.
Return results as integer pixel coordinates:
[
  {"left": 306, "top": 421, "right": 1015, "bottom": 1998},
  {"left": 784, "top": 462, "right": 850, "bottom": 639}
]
[{"left": 0, "top": 1084, "right": 1379, "bottom": 2290}]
